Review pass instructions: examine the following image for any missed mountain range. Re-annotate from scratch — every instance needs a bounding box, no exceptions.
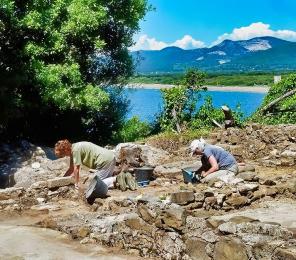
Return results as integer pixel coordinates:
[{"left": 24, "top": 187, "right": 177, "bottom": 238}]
[{"left": 131, "top": 36, "right": 296, "bottom": 73}]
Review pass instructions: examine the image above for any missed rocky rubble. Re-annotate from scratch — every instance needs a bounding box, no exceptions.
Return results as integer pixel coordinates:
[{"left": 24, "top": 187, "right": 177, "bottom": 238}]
[
  {"left": 215, "top": 124, "right": 296, "bottom": 167},
  {"left": 1, "top": 168, "right": 296, "bottom": 259},
  {"left": 1, "top": 125, "right": 296, "bottom": 259}
]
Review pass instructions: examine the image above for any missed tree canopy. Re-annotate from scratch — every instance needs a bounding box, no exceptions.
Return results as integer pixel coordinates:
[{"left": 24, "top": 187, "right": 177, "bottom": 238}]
[
  {"left": 0, "top": 0, "right": 149, "bottom": 143},
  {"left": 253, "top": 74, "right": 296, "bottom": 124}
]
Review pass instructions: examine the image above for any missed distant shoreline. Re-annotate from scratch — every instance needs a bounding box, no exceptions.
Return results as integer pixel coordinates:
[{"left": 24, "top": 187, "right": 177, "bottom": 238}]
[{"left": 127, "top": 83, "right": 269, "bottom": 93}]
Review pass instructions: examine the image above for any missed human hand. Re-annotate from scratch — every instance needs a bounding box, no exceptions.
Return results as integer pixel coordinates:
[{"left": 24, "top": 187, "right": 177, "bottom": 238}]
[{"left": 201, "top": 171, "right": 207, "bottom": 178}]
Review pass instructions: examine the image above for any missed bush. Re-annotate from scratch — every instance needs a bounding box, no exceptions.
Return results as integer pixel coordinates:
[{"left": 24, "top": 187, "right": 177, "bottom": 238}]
[
  {"left": 114, "top": 116, "right": 151, "bottom": 142},
  {"left": 191, "top": 96, "right": 244, "bottom": 129},
  {"left": 252, "top": 73, "right": 296, "bottom": 124}
]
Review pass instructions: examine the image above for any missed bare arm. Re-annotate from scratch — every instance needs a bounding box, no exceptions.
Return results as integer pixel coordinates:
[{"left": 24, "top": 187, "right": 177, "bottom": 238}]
[
  {"left": 64, "top": 156, "right": 74, "bottom": 176},
  {"left": 73, "top": 165, "right": 80, "bottom": 185},
  {"left": 202, "top": 155, "right": 219, "bottom": 177}
]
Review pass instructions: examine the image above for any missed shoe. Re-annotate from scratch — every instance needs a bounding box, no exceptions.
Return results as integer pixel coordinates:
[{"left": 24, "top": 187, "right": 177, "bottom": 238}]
[
  {"left": 116, "top": 172, "right": 127, "bottom": 191},
  {"left": 124, "top": 172, "right": 138, "bottom": 191}
]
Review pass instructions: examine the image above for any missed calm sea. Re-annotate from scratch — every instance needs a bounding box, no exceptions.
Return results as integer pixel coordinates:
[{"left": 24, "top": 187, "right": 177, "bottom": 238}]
[{"left": 124, "top": 88, "right": 266, "bottom": 122}]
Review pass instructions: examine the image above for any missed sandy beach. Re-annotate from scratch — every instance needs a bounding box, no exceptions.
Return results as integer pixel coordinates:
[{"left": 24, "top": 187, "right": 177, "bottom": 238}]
[{"left": 127, "top": 83, "right": 269, "bottom": 93}]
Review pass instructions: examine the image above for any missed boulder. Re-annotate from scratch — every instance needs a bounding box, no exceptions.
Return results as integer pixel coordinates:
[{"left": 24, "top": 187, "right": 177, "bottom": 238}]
[
  {"left": 194, "top": 192, "right": 205, "bottom": 202},
  {"left": 47, "top": 176, "right": 74, "bottom": 189},
  {"left": 207, "top": 218, "right": 225, "bottom": 229},
  {"left": 162, "top": 206, "right": 186, "bottom": 230},
  {"left": 236, "top": 171, "right": 258, "bottom": 182},
  {"left": 114, "top": 143, "right": 169, "bottom": 167},
  {"left": 137, "top": 204, "right": 157, "bottom": 224},
  {"left": 218, "top": 222, "right": 237, "bottom": 234},
  {"left": 14, "top": 157, "right": 72, "bottom": 188},
  {"left": 170, "top": 191, "right": 195, "bottom": 205},
  {"left": 225, "top": 196, "right": 248, "bottom": 208},
  {"left": 125, "top": 215, "right": 155, "bottom": 233},
  {"left": 185, "top": 238, "right": 210, "bottom": 260},
  {"left": 204, "top": 197, "right": 217, "bottom": 209},
  {"left": 30, "top": 181, "right": 48, "bottom": 189},
  {"left": 237, "top": 183, "right": 259, "bottom": 195},
  {"left": 201, "top": 230, "right": 219, "bottom": 243},
  {"left": 214, "top": 237, "right": 248, "bottom": 260}
]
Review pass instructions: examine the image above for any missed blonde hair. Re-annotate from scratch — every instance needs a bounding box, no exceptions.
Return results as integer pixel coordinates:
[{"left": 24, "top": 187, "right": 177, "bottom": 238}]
[{"left": 54, "top": 139, "right": 72, "bottom": 157}]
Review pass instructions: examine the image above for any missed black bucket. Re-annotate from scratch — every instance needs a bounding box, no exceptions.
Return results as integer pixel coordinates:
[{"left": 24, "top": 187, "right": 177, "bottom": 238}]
[
  {"left": 85, "top": 176, "right": 108, "bottom": 202},
  {"left": 134, "top": 166, "right": 154, "bottom": 186}
]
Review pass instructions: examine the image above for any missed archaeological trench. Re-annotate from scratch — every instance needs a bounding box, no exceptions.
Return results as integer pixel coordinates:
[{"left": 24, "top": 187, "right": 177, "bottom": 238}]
[{"left": 0, "top": 124, "right": 296, "bottom": 259}]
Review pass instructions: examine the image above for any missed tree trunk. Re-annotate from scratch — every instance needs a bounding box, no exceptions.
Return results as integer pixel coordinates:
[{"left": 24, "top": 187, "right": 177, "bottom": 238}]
[
  {"left": 172, "top": 107, "right": 181, "bottom": 133},
  {"left": 222, "top": 105, "right": 235, "bottom": 128},
  {"left": 260, "top": 88, "right": 296, "bottom": 115}
]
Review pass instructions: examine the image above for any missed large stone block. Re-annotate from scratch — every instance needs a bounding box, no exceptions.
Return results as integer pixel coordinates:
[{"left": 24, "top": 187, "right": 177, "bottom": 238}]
[
  {"left": 47, "top": 176, "right": 74, "bottom": 189},
  {"left": 185, "top": 238, "right": 210, "bottom": 260},
  {"left": 162, "top": 206, "right": 186, "bottom": 230},
  {"left": 225, "top": 196, "right": 248, "bottom": 208},
  {"left": 214, "top": 237, "right": 248, "bottom": 260},
  {"left": 170, "top": 191, "right": 195, "bottom": 205}
]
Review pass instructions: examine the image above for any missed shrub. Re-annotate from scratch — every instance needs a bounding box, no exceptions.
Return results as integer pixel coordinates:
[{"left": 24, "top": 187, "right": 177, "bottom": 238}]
[
  {"left": 114, "top": 116, "right": 151, "bottom": 142},
  {"left": 191, "top": 96, "right": 244, "bottom": 129}
]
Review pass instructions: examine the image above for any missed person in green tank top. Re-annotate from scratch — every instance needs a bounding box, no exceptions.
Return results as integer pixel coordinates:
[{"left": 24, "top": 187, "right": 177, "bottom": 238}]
[
  {"left": 54, "top": 140, "right": 116, "bottom": 189},
  {"left": 54, "top": 140, "right": 138, "bottom": 196}
]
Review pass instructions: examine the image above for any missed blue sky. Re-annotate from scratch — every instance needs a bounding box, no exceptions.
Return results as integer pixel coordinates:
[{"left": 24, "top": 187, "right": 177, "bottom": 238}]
[{"left": 131, "top": 0, "right": 296, "bottom": 50}]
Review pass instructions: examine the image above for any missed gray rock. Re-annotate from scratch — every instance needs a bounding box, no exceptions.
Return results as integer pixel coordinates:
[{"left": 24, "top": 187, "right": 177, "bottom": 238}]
[
  {"left": 194, "top": 192, "right": 205, "bottom": 202},
  {"left": 215, "top": 193, "right": 226, "bottom": 206},
  {"left": 137, "top": 204, "right": 157, "bottom": 224},
  {"left": 238, "top": 183, "right": 259, "bottom": 195},
  {"left": 204, "top": 196, "right": 217, "bottom": 209},
  {"left": 30, "top": 181, "right": 48, "bottom": 189},
  {"left": 225, "top": 196, "right": 248, "bottom": 208},
  {"left": 214, "top": 237, "right": 248, "bottom": 260},
  {"left": 185, "top": 238, "right": 211, "bottom": 260},
  {"left": 218, "top": 222, "right": 237, "bottom": 234},
  {"left": 170, "top": 191, "right": 195, "bottom": 205},
  {"left": 201, "top": 230, "right": 219, "bottom": 243},
  {"left": 236, "top": 222, "right": 293, "bottom": 240},
  {"left": 47, "top": 176, "right": 74, "bottom": 189},
  {"left": 162, "top": 206, "right": 187, "bottom": 230}
]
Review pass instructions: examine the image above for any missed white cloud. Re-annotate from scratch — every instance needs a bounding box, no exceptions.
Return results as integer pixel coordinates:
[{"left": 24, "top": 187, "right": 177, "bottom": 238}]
[
  {"left": 131, "top": 23, "right": 296, "bottom": 51},
  {"left": 171, "top": 35, "right": 205, "bottom": 49},
  {"left": 212, "top": 22, "right": 296, "bottom": 46},
  {"left": 130, "top": 35, "right": 167, "bottom": 51},
  {"left": 130, "top": 34, "right": 205, "bottom": 51}
]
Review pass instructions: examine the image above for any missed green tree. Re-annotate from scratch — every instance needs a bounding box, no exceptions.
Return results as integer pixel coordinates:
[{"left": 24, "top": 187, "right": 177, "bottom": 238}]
[
  {"left": 113, "top": 116, "right": 151, "bottom": 142},
  {"left": 0, "top": 0, "right": 149, "bottom": 143},
  {"left": 252, "top": 74, "right": 296, "bottom": 124},
  {"left": 159, "top": 69, "right": 206, "bottom": 132}
]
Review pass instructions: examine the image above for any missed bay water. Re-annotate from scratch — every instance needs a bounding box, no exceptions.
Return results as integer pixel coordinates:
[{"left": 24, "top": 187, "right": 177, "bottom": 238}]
[{"left": 124, "top": 88, "right": 266, "bottom": 122}]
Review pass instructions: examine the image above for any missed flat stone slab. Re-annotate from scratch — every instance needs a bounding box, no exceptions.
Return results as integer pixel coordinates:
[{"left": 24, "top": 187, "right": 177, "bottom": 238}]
[
  {"left": 47, "top": 177, "right": 74, "bottom": 189},
  {"left": 211, "top": 202, "right": 296, "bottom": 229}
]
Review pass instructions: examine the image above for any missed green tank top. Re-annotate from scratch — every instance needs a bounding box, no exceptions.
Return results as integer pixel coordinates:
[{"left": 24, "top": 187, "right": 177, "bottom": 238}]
[{"left": 72, "top": 142, "right": 114, "bottom": 169}]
